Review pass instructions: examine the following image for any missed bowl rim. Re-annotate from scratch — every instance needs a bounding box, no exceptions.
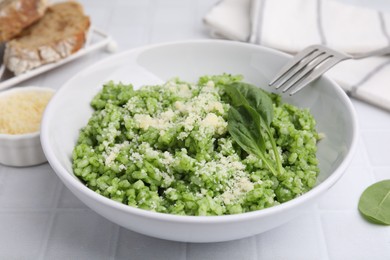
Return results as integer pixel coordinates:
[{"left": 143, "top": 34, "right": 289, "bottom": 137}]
[
  {"left": 41, "top": 39, "right": 359, "bottom": 223},
  {"left": 0, "top": 86, "right": 55, "bottom": 139}
]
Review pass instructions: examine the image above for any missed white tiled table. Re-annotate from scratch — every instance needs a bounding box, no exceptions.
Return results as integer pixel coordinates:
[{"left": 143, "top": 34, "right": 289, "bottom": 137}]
[{"left": 1, "top": 0, "right": 390, "bottom": 259}]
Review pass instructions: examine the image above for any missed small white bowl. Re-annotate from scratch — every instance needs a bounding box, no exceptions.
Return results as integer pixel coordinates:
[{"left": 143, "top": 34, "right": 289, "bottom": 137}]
[
  {"left": 41, "top": 40, "right": 358, "bottom": 242},
  {"left": 0, "top": 86, "right": 54, "bottom": 167}
]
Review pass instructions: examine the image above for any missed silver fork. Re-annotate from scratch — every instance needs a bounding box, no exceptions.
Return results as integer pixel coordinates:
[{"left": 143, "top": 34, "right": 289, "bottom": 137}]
[{"left": 268, "top": 44, "right": 390, "bottom": 95}]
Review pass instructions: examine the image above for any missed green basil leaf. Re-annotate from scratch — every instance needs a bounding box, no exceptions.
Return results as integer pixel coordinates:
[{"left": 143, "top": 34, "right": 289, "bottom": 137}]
[
  {"left": 227, "top": 105, "right": 266, "bottom": 156},
  {"left": 358, "top": 180, "right": 390, "bottom": 225},
  {"left": 227, "top": 82, "right": 274, "bottom": 126},
  {"left": 225, "top": 82, "right": 282, "bottom": 176},
  {"left": 224, "top": 84, "right": 247, "bottom": 107}
]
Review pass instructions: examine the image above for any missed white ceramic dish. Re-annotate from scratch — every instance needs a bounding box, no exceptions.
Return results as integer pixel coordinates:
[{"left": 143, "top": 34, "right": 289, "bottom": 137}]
[
  {"left": 0, "top": 86, "right": 54, "bottom": 167},
  {"left": 41, "top": 40, "right": 358, "bottom": 242}
]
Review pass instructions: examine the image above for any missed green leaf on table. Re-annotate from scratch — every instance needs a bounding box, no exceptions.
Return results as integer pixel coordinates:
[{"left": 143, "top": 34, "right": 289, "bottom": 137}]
[{"left": 358, "top": 180, "right": 390, "bottom": 225}]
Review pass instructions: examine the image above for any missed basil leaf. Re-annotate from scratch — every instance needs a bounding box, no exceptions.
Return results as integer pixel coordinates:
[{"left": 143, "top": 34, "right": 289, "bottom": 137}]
[
  {"left": 226, "top": 82, "right": 274, "bottom": 126},
  {"left": 224, "top": 84, "right": 247, "bottom": 107},
  {"left": 228, "top": 105, "right": 266, "bottom": 156},
  {"left": 358, "top": 180, "right": 390, "bottom": 225},
  {"left": 225, "top": 82, "right": 282, "bottom": 176}
]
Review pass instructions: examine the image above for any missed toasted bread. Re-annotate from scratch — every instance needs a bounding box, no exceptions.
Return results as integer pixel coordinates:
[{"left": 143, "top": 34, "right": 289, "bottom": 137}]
[
  {"left": 0, "top": 0, "right": 47, "bottom": 42},
  {"left": 3, "top": 1, "right": 90, "bottom": 75}
]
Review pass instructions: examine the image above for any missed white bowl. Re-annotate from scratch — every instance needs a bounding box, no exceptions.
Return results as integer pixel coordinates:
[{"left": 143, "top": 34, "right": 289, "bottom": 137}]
[
  {"left": 41, "top": 40, "right": 358, "bottom": 242},
  {"left": 0, "top": 86, "right": 54, "bottom": 167}
]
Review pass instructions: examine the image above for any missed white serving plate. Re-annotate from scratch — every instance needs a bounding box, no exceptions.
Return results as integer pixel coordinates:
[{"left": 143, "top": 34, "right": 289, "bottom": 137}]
[{"left": 0, "top": 27, "right": 116, "bottom": 91}]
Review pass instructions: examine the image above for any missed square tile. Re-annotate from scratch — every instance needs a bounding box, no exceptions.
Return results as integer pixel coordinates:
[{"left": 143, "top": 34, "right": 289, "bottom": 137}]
[
  {"left": 0, "top": 212, "right": 50, "bottom": 259},
  {"left": 318, "top": 165, "right": 374, "bottom": 210},
  {"left": 44, "top": 211, "right": 115, "bottom": 259},
  {"left": 150, "top": 27, "right": 197, "bottom": 43},
  {"left": 321, "top": 211, "right": 390, "bottom": 260},
  {"left": 110, "top": 3, "right": 152, "bottom": 27},
  {"left": 198, "top": 0, "right": 220, "bottom": 8},
  {"left": 187, "top": 237, "right": 256, "bottom": 260},
  {"left": 57, "top": 185, "right": 88, "bottom": 209},
  {"left": 21, "top": 75, "right": 45, "bottom": 87},
  {"left": 88, "top": 9, "right": 114, "bottom": 31},
  {"left": 114, "top": 0, "right": 150, "bottom": 8},
  {"left": 352, "top": 100, "right": 390, "bottom": 130},
  {"left": 361, "top": 131, "right": 390, "bottom": 166},
  {"left": 0, "top": 167, "right": 5, "bottom": 184},
  {"left": 0, "top": 164, "right": 60, "bottom": 208},
  {"left": 115, "top": 228, "right": 185, "bottom": 260},
  {"left": 107, "top": 25, "right": 149, "bottom": 50},
  {"left": 348, "top": 136, "right": 370, "bottom": 168},
  {"left": 78, "top": 1, "right": 117, "bottom": 30},
  {"left": 41, "top": 55, "right": 95, "bottom": 89},
  {"left": 373, "top": 167, "right": 390, "bottom": 181},
  {"left": 153, "top": 6, "right": 193, "bottom": 27},
  {"left": 155, "top": 0, "right": 192, "bottom": 7},
  {"left": 255, "top": 212, "right": 323, "bottom": 260}
]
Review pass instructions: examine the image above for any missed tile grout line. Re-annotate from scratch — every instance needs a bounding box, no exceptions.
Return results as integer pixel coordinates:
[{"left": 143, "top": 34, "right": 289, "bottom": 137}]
[
  {"left": 37, "top": 183, "right": 65, "bottom": 260},
  {"left": 359, "top": 128, "right": 390, "bottom": 133},
  {"left": 370, "top": 165, "right": 390, "bottom": 170},
  {"left": 251, "top": 235, "right": 258, "bottom": 260},
  {"left": 146, "top": 2, "right": 156, "bottom": 44},
  {"left": 102, "top": 0, "right": 118, "bottom": 38},
  {"left": 183, "top": 241, "right": 189, "bottom": 260},
  {"left": 358, "top": 132, "right": 383, "bottom": 178},
  {"left": 0, "top": 207, "right": 91, "bottom": 213},
  {"left": 108, "top": 225, "right": 121, "bottom": 260},
  {"left": 314, "top": 204, "right": 330, "bottom": 260},
  {"left": 184, "top": 241, "right": 189, "bottom": 260},
  {"left": 358, "top": 126, "right": 390, "bottom": 132},
  {"left": 254, "top": 233, "right": 261, "bottom": 259},
  {"left": 0, "top": 167, "right": 6, "bottom": 187},
  {"left": 352, "top": 134, "right": 372, "bottom": 169},
  {"left": 191, "top": 0, "right": 200, "bottom": 39}
]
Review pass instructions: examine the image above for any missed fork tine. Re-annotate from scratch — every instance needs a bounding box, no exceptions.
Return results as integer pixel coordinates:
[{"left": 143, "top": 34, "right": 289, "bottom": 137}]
[
  {"left": 281, "top": 54, "right": 333, "bottom": 93},
  {"left": 288, "top": 57, "right": 342, "bottom": 95},
  {"left": 273, "top": 50, "right": 324, "bottom": 89},
  {"left": 268, "top": 46, "right": 319, "bottom": 86}
]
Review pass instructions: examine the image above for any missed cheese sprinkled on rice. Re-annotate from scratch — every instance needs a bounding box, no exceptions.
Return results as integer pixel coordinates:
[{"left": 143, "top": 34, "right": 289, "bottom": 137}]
[{"left": 72, "top": 75, "right": 320, "bottom": 216}]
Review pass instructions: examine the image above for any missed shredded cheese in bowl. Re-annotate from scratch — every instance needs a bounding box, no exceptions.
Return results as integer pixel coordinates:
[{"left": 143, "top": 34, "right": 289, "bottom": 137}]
[
  {"left": 0, "top": 87, "right": 55, "bottom": 167},
  {"left": 0, "top": 89, "right": 53, "bottom": 135}
]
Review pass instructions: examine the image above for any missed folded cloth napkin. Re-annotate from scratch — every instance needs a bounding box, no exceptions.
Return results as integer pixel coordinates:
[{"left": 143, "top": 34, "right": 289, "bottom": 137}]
[{"left": 204, "top": 0, "right": 390, "bottom": 111}]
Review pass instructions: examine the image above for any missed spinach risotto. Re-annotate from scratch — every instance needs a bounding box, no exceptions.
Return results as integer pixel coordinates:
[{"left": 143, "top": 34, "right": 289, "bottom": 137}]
[{"left": 72, "top": 74, "right": 320, "bottom": 216}]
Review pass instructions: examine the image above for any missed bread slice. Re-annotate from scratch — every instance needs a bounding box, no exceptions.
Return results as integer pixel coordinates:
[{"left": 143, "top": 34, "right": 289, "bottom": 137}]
[
  {"left": 3, "top": 1, "right": 90, "bottom": 75},
  {"left": 0, "top": 0, "right": 47, "bottom": 42}
]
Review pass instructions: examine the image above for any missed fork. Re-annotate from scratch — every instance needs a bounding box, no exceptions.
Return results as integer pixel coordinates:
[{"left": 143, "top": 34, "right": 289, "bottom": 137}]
[{"left": 268, "top": 44, "right": 390, "bottom": 95}]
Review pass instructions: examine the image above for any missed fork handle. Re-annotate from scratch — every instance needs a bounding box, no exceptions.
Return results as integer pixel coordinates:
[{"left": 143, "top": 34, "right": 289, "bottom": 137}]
[{"left": 352, "top": 45, "right": 390, "bottom": 59}]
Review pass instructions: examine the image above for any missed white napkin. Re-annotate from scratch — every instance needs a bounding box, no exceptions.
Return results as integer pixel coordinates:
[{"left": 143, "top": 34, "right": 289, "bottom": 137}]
[{"left": 204, "top": 0, "right": 390, "bottom": 111}]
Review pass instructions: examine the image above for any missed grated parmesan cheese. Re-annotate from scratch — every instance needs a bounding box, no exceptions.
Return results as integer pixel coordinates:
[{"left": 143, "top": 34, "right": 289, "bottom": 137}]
[
  {"left": 221, "top": 177, "right": 254, "bottom": 205},
  {"left": 199, "top": 113, "right": 227, "bottom": 135},
  {"left": 0, "top": 90, "right": 53, "bottom": 135},
  {"left": 72, "top": 75, "right": 321, "bottom": 216}
]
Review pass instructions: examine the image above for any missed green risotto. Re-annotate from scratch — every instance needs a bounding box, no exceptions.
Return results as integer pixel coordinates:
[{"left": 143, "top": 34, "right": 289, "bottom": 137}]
[{"left": 72, "top": 74, "right": 320, "bottom": 216}]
